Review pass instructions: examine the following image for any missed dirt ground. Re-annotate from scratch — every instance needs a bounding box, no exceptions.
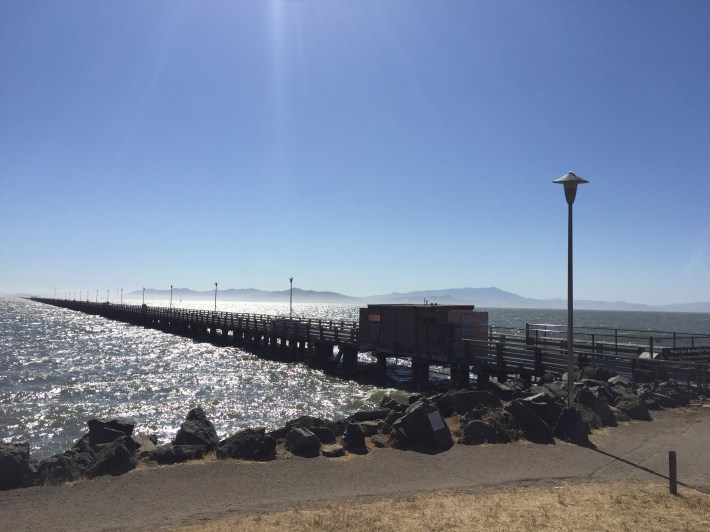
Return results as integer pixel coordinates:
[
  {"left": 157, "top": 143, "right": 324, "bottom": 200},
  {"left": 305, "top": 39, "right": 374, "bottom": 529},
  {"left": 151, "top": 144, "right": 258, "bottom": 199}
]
[{"left": 179, "top": 482, "right": 710, "bottom": 532}]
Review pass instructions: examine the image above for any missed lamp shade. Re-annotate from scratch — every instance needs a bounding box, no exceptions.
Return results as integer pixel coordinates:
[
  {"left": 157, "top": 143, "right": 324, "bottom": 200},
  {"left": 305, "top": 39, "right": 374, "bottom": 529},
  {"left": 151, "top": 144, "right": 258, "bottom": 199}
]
[{"left": 553, "top": 172, "right": 588, "bottom": 204}]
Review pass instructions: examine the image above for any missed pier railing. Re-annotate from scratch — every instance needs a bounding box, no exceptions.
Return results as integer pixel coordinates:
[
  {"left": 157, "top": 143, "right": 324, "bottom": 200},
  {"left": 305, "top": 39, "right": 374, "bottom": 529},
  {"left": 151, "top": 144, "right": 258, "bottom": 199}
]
[{"left": 466, "top": 329, "right": 710, "bottom": 392}]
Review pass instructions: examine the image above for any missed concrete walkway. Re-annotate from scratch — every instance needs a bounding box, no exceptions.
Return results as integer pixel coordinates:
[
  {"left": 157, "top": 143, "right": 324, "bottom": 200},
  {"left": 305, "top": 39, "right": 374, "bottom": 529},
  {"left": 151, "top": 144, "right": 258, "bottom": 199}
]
[{"left": 1, "top": 406, "right": 707, "bottom": 531}]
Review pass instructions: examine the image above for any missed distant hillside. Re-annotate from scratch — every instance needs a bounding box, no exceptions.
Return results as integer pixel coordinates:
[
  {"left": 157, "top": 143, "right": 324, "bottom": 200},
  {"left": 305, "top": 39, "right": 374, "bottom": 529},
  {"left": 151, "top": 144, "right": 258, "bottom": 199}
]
[
  {"left": 364, "top": 287, "right": 710, "bottom": 313},
  {"left": 123, "top": 286, "right": 710, "bottom": 312},
  {"left": 127, "top": 287, "right": 362, "bottom": 304}
]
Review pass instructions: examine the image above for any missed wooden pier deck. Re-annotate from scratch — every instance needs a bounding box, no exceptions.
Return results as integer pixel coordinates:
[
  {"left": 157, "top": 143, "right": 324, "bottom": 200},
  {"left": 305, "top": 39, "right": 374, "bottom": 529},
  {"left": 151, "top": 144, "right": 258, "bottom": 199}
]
[{"left": 28, "top": 298, "right": 710, "bottom": 392}]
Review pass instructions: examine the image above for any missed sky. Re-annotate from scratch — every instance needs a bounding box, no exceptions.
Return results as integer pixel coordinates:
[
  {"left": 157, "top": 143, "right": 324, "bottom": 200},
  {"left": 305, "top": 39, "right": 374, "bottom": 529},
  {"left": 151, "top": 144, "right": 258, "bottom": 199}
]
[{"left": 1, "top": 1, "right": 708, "bottom": 305}]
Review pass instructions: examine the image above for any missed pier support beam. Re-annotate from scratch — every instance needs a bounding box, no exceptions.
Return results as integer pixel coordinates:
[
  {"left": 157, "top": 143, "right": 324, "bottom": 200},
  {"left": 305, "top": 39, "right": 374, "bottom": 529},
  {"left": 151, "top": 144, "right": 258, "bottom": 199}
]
[
  {"left": 412, "top": 359, "right": 430, "bottom": 389},
  {"left": 341, "top": 346, "right": 358, "bottom": 372},
  {"left": 313, "top": 342, "right": 333, "bottom": 363},
  {"left": 450, "top": 363, "right": 470, "bottom": 389},
  {"left": 376, "top": 354, "right": 387, "bottom": 382}
]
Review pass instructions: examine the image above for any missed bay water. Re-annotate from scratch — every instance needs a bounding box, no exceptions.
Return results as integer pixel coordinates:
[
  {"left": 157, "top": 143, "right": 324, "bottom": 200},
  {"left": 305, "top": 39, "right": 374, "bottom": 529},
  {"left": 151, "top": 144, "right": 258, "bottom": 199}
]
[{"left": 1, "top": 297, "right": 709, "bottom": 459}]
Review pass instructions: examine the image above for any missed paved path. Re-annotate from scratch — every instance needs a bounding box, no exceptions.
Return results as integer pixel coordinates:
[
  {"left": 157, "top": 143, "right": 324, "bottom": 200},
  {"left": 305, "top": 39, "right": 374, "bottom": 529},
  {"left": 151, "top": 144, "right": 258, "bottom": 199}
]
[{"left": 1, "top": 406, "right": 708, "bottom": 531}]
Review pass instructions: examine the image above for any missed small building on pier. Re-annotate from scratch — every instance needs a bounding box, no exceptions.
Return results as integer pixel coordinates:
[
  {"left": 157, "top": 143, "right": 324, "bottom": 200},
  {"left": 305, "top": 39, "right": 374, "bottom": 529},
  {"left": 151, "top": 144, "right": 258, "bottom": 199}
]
[{"left": 358, "top": 304, "right": 489, "bottom": 362}]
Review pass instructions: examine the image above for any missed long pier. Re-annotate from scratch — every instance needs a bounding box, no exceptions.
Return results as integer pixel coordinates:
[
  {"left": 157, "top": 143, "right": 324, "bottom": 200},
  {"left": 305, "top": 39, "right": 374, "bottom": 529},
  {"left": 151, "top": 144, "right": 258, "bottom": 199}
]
[
  {"left": 30, "top": 297, "right": 361, "bottom": 367},
  {"left": 28, "top": 298, "right": 710, "bottom": 392}
]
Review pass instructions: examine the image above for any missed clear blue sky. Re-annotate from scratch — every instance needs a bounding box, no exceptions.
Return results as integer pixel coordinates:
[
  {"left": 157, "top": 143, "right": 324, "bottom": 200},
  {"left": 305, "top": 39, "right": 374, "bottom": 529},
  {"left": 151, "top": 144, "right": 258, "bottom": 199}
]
[{"left": 1, "top": 1, "right": 708, "bottom": 305}]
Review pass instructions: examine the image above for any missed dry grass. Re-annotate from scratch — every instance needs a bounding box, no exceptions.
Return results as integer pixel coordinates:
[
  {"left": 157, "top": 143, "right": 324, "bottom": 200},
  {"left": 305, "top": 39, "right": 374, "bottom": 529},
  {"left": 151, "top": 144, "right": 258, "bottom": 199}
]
[{"left": 178, "top": 482, "right": 710, "bottom": 532}]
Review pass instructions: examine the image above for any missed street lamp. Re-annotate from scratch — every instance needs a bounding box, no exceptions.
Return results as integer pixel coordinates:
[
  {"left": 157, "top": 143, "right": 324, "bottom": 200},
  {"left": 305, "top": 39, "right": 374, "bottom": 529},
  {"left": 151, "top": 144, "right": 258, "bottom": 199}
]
[
  {"left": 553, "top": 171, "right": 588, "bottom": 408},
  {"left": 289, "top": 277, "right": 294, "bottom": 318},
  {"left": 143, "top": 287, "right": 145, "bottom": 305},
  {"left": 170, "top": 285, "right": 173, "bottom": 309},
  {"left": 214, "top": 282, "right": 218, "bottom": 311}
]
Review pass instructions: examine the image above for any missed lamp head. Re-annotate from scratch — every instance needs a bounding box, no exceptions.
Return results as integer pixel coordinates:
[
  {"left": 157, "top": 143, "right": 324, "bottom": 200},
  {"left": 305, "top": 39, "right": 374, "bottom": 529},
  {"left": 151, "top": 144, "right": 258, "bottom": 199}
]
[{"left": 553, "top": 171, "right": 588, "bottom": 205}]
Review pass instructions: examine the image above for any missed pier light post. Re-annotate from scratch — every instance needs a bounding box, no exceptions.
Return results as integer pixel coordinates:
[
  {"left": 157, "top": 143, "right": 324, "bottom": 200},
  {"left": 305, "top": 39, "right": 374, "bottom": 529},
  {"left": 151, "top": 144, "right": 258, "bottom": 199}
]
[
  {"left": 106, "top": 290, "right": 109, "bottom": 303},
  {"left": 214, "top": 282, "right": 218, "bottom": 312},
  {"left": 170, "top": 285, "right": 173, "bottom": 309},
  {"left": 143, "top": 287, "right": 145, "bottom": 305},
  {"left": 289, "top": 277, "right": 294, "bottom": 318},
  {"left": 553, "top": 171, "right": 588, "bottom": 408}
]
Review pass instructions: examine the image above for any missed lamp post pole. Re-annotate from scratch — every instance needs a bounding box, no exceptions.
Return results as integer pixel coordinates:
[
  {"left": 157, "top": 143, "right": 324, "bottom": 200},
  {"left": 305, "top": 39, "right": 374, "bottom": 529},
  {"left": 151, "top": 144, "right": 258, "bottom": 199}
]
[
  {"left": 289, "top": 277, "right": 294, "bottom": 318},
  {"left": 142, "top": 287, "right": 145, "bottom": 305},
  {"left": 553, "top": 171, "right": 588, "bottom": 408},
  {"left": 170, "top": 285, "right": 173, "bottom": 309},
  {"left": 214, "top": 282, "right": 218, "bottom": 312}
]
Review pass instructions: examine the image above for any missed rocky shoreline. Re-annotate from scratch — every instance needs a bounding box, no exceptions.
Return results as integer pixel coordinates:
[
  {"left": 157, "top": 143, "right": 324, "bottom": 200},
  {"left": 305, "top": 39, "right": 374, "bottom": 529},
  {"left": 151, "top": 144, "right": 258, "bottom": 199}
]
[{"left": 0, "top": 366, "right": 698, "bottom": 492}]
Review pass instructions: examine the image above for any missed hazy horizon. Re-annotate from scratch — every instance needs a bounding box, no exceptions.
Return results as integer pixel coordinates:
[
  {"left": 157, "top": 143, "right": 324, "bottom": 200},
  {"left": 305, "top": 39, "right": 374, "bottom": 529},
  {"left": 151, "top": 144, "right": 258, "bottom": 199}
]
[{"left": 14, "top": 285, "right": 710, "bottom": 312}]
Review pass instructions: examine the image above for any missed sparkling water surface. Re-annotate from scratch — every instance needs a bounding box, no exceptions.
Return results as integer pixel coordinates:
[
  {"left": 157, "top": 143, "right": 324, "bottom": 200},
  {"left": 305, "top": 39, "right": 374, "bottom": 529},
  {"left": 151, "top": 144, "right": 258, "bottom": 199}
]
[{"left": 1, "top": 297, "right": 709, "bottom": 459}]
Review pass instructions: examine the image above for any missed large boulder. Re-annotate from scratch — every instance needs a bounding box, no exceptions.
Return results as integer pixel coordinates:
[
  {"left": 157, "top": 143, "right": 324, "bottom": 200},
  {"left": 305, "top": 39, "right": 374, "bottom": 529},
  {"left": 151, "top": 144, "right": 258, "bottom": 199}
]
[
  {"left": 580, "top": 365, "right": 612, "bottom": 381},
  {"left": 576, "top": 403, "right": 604, "bottom": 431},
  {"left": 285, "top": 428, "right": 321, "bottom": 458},
  {"left": 459, "top": 420, "right": 501, "bottom": 445},
  {"left": 505, "top": 400, "right": 554, "bottom": 444},
  {"left": 271, "top": 416, "right": 339, "bottom": 440},
  {"left": 371, "top": 434, "right": 390, "bottom": 448},
  {"left": 343, "top": 422, "right": 367, "bottom": 453},
  {"left": 521, "top": 394, "right": 563, "bottom": 429},
  {"left": 610, "top": 405, "right": 630, "bottom": 423},
  {"left": 654, "top": 383, "right": 690, "bottom": 407},
  {"left": 84, "top": 436, "right": 138, "bottom": 478},
  {"left": 541, "top": 381, "right": 569, "bottom": 402},
  {"left": 150, "top": 444, "right": 208, "bottom": 465},
  {"left": 608, "top": 375, "right": 629, "bottom": 387},
  {"left": 382, "top": 410, "right": 406, "bottom": 434},
  {"left": 134, "top": 435, "right": 159, "bottom": 458},
  {"left": 576, "top": 387, "right": 617, "bottom": 427},
  {"left": 321, "top": 444, "right": 345, "bottom": 458},
  {"left": 390, "top": 400, "right": 453, "bottom": 453},
  {"left": 87, "top": 419, "right": 135, "bottom": 449},
  {"left": 309, "top": 426, "right": 336, "bottom": 444},
  {"left": 648, "top": 392, "right": 678, "bottom": 409},
  {"left": 35, "top": 432, "right": 100, "bottom": 485},
  {"left": 615, "top": 396, "right": 652, "bottom": 421},
  {"left": 436, "top": 390, "right": 502, "bottom": 417},
  {"left": 174, "top": 407, "right": 219, "bottom": 449},
  {"left": 590, "top": 384, "right": 617, "bottom": 406},
  {"left": 538, "top": 372, "right": 560, "bottom": 385},
  {"left": 479, "top": 380, "right": 516, "bottom": 401},
  {"left": 216, "top": 428, "right": 276, "bottom": 461},
  {"left": 37, "top": 453, "right": 84, "bottom": 485},
  {"left": 380, "top": 395, "right": 408, "bottom": 413},
  {"left": 465, "top": 406, "right": 521, "bottom": 443},
  {"left": 0, "top": 442, "right": 30, "bottom": 491},
  {"left": 554, "top": 407, "right": 591, "bottom": 446},
  {"left": 358, "top": 420, "right": 382, "bottom": 437}
]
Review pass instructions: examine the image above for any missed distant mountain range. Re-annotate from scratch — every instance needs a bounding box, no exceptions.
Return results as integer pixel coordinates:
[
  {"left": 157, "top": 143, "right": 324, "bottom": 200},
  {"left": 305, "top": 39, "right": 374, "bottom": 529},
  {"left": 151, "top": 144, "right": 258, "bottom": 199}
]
[
  {"left": 124, "top": 287, "right": 710, "bottom": 313},
  {"left": 126, "top": 288, "right": 362, "bottom": 304}
]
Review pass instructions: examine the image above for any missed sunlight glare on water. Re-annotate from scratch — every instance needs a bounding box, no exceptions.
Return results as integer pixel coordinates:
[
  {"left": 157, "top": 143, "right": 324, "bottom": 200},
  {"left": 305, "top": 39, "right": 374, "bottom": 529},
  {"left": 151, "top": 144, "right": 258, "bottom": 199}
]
[{"left": 0, "top": 298, "right": 387, "bottom": 459}]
